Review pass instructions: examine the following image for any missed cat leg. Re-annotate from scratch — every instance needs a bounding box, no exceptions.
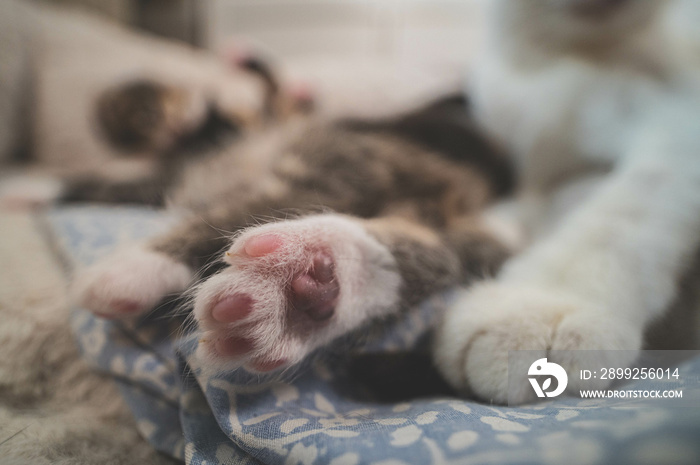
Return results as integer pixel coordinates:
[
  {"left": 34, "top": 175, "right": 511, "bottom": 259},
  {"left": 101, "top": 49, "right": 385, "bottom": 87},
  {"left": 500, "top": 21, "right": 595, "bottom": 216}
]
[
  {"left": 71, "top": 203, "right": 258, "bottom": 318},
  {"left": 192, "top": 213, "right": 509, "bottom": 373},
  {"left": 434, "top": 116, "right": 700, "bottom": 404}
]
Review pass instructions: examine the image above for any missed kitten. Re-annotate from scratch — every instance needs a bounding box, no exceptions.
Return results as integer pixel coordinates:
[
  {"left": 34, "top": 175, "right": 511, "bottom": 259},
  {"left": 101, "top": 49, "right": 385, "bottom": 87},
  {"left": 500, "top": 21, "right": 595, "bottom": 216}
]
[
  {"left": 433, "top": 0, "right": 700, "bottom": 403},
  {"left": 59, "top": 62, "right": 312, "bottom": 206},
  {"left": 72, "top": 94, "right": 516, "bottom": 373},
  {"left": 95, "top": 55, "right": 311, "bottom": 156},
  {"left": 0, "top": 0, "right": 304, "bottom": 207}
]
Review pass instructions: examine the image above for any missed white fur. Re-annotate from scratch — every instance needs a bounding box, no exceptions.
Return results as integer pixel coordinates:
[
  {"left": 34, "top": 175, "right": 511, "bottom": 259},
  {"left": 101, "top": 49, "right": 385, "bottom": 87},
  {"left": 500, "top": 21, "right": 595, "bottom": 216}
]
[
  {"left": 193, "top": 214, "right": 400, "bottom": 372},
  {"left": 435, "top": 0, "right": 700, "bottom": 402},
  {"left": 72, "top": 245, "right": 193, "bottom": 317},
  {"left": 480, "top": 200, "right": 527, "bottom": 252}
]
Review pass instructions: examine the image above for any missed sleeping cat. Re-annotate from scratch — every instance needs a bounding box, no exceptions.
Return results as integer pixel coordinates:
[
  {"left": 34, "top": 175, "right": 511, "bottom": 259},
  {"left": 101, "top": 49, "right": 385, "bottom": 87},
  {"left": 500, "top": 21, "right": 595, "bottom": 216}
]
[
  {"left": 433, "top": 0, "right": 700, "bottom": 404},
  {"left": 72, "top": 94, "right": 516, "bottom": 373},
  {"left": 95, "top": 53, "right": 311, "bottom": 157},
  {"left": 59, "top": 56, "right": 312, "bottom": 206},
  {"left": 0, "top": 0, "right": 305, "bottom": 207}
]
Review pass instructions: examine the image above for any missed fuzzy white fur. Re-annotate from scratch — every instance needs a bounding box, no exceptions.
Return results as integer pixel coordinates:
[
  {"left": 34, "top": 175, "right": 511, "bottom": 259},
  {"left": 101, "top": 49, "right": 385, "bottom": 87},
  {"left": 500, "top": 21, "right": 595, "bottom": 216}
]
[
  {"left": 193, "top": 214, "right": 400, "bottom": 372},
  {"left": 434, "top": 0, "right": 700, "bottom": 403}
]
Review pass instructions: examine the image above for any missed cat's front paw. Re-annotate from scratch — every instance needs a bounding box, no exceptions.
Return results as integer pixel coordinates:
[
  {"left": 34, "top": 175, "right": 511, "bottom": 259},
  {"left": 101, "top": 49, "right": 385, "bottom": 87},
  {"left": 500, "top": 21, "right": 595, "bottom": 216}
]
[
  {"left": 193, "top": 215, "right": 400, "bottom": 373},
  {"left": 433, "top": 282, "right": 642, "bottom": 404},
  {"left": 71, "top": 246, "right": 193, "bottom": 318}
]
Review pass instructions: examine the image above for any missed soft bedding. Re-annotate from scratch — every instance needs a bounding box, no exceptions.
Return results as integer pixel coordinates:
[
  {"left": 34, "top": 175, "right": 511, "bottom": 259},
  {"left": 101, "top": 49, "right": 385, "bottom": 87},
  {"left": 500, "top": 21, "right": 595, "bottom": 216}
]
[{"left": 47, "top": 205, "right": 700, "bottom": 465}]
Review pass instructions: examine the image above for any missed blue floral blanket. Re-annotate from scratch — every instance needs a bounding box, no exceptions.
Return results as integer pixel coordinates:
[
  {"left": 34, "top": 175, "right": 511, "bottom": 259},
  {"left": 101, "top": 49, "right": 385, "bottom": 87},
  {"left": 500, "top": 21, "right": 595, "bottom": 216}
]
[{"left": 47, "top": 206, "right": 700, "bottom": 465}]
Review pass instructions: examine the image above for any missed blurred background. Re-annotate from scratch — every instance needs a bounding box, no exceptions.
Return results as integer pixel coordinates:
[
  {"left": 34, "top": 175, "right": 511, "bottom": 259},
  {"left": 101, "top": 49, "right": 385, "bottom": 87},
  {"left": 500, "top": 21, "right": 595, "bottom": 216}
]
[
  {"left": 34, "top": 0, "right": 484, "bottom": 114},
  {"left": 40, "top": 0, "right": 482, "bottom": 61}
]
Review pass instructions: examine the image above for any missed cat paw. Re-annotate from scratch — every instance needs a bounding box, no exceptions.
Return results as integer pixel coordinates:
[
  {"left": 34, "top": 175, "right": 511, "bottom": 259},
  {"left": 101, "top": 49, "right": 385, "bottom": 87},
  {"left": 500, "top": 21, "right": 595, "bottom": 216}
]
[
  {"left": 433, "top": 282, "right": 642, "bottom": 404},
  {"left": 193, "top": 215, "right": 400, "bottom": 373},
  {"left": 71, "top": 246, "right": 193, "bottom": 318}
]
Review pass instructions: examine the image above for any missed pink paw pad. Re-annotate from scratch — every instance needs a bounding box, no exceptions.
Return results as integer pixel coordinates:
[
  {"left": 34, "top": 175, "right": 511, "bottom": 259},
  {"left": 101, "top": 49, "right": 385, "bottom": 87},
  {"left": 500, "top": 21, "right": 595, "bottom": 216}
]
[
  {"left": 110, "top": 298, "right": 144, "bottom": 314},
  {"left": 211, "top": 294, "right": 254, "bottom": 323},
  {"left": 290, "top": 251, "right": 339, "bottom": 321},
  {"left": 198, "top": 228, "right": 345, "bottom": 372},
  {"left": 89, "top": 294, "right": 145, "bottom": 319},
  {"left": 243, "top": 234, "right": 283, "bottom": 257}
]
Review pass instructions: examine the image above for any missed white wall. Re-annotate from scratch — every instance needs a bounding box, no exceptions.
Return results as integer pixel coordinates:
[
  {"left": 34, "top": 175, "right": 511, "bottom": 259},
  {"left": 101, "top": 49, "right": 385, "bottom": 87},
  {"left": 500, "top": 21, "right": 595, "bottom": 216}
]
[
  {"left": 202, "top": 0, "right": 484, "bottom": 117},
  {"left": 204, "top": 0, "right": 483, "bottom": 65}
]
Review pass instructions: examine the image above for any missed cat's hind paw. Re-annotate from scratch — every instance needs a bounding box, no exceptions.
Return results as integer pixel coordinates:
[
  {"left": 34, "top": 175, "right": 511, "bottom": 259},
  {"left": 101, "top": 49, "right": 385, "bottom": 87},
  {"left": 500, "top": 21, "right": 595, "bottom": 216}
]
[
  {"left": 71, "top": 246, "right": 193, "bottom": 318},
  {"left": 193, "top": 215, "right": 400, "bottom": 373}
]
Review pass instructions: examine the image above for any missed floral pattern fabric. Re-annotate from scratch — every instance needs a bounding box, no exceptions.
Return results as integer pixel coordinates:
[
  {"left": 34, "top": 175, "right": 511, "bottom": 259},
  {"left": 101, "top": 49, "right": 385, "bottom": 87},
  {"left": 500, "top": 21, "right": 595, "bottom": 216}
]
[{"left": 46, "top": 206, "right": 700, "bottom": 465}]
